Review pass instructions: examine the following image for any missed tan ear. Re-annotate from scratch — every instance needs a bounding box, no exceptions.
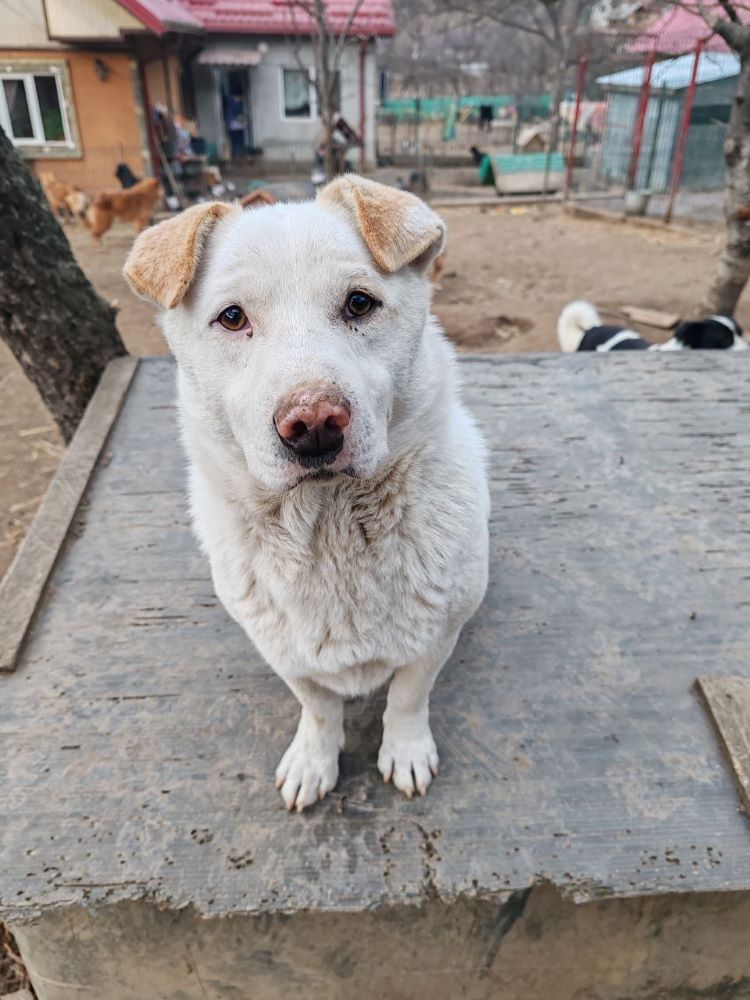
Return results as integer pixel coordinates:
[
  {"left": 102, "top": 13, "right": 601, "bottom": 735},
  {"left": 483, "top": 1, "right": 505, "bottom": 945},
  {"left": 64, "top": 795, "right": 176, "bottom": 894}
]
[
  {"left": 318, "top": 175, "right": 446, "bottom": 273},
  {"left": 124, "top": 201, "right": 239, "bottom": 309}
]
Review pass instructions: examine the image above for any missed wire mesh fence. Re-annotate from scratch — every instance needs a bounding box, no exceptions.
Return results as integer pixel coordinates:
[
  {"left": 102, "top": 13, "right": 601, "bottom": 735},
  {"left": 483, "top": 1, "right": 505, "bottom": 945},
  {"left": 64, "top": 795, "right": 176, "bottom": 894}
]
[
  {"left": 563, "top": 30, "right": 737, "bottom": 223},
  {"left": 378, "top": 27, "right": 738, "bottom": 223}
]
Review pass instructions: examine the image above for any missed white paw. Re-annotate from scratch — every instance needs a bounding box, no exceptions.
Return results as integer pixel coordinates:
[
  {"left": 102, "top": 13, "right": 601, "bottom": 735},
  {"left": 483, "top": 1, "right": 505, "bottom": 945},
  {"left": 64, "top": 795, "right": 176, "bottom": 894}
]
[
  {"left": 275, "top": 720, "right": 340, "bottom": 813},
  {"left": 378, "top": 721, "right": 439, "bottom": 798}
]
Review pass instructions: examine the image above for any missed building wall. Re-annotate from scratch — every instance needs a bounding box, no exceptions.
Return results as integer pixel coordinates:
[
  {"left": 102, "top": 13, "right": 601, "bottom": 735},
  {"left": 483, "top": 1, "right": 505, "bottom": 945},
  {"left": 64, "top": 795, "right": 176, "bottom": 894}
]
[
  {"left": 681, "top": 75, "right": 735, "bottom": 191},
  {"left": 191, "top": 37, "right": 378, "bottom": 167},
  {"left": 144, "top": 54, "right": 184, "bottom": 119},
  {"left": 599, "top": 75, "right": 737, "bottom": 193},
  {"left": 1, "top": 49, "right": 147, "bottom": 190}
]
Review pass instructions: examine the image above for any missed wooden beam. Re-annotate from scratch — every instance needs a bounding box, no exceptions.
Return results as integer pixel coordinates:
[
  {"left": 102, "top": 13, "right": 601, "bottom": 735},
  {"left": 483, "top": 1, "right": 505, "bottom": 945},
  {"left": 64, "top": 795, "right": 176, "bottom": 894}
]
[
  {"left": 0, "top": 356, "right": 138, "bottom": 674},
  {"left": 697, "top": 675, "right": 750, "bottom": 816}
]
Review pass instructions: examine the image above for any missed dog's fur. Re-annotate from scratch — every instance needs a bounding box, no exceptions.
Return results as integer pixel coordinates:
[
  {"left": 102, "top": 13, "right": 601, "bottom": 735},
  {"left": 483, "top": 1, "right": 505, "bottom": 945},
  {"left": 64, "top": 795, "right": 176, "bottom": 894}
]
[
  {"left": 558, "top": 300, "right": 748, "bottom": 352},
  {"left": 38, "top": 171, "right": 89, "bottom": 223},
  {"left": 241, "top": 186, "right": 447, "bottom": 289},
  {"left": 87, "top": 177, "right": 161, "bottom": 242},
  {"left": 125, "top": 176, "right": 489, "bottom": 810}
]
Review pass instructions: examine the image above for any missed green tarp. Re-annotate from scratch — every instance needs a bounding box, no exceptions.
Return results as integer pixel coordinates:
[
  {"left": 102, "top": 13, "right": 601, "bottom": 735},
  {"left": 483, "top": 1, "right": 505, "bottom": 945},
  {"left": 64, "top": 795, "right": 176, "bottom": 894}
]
[{"left": 380, "top": 95, "right": 551, "bottom": 122}]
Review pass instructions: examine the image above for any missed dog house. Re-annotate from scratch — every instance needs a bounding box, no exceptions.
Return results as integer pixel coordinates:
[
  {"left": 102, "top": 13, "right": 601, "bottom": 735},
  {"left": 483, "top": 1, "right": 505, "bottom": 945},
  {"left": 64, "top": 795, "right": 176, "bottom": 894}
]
[
  {"left": 597, "top": 51, "right": 739, "bottom": 192},
  {"left": 3, "top": 354, "right": 750, "bottom": 998}
]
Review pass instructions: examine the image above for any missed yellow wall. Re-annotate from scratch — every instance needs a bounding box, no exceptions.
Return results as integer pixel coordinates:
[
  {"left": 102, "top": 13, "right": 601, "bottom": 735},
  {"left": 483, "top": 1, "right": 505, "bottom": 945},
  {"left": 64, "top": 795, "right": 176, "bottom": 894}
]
[
  {"left": 143, "top": 54, "right": 183, "bottom": 118},
  {"left": 2, "top": 49, "right": 147, "bottom": 192}
]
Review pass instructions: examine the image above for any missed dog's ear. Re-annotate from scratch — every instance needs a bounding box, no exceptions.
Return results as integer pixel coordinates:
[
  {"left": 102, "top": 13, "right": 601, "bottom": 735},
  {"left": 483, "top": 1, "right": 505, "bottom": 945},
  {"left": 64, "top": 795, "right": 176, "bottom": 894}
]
[
  {"left": 124, "top": 201, "right": 238, "bottom": 309},
  {"left": 318, "top": 175, "right": 445, "bottom": 273}
]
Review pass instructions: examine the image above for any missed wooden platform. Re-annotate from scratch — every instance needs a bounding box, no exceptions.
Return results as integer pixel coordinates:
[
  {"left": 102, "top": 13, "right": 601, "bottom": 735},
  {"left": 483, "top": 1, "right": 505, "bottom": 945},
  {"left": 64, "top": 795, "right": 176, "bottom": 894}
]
[{"left": 3, "top": 354, "right": 750, "bottom": 999}]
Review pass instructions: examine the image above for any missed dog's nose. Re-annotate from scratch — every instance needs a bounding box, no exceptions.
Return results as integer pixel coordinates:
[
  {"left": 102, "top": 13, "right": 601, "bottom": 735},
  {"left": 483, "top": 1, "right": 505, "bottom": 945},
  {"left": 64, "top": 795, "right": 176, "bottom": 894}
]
[{"left": 274, "top": 389, "right": 351, "bottom": 460}]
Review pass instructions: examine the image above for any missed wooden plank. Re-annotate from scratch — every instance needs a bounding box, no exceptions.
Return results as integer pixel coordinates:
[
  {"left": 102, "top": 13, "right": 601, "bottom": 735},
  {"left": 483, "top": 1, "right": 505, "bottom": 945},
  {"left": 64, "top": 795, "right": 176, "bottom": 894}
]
[
  {"left": 621, "top": 306, "right": 680, "bottom": 330},
  {"left": 0, "top": 356, "right": 138, "bottom": 674},
  {"left": 697, "top": 676, "right": 750, "bottom": 815}
]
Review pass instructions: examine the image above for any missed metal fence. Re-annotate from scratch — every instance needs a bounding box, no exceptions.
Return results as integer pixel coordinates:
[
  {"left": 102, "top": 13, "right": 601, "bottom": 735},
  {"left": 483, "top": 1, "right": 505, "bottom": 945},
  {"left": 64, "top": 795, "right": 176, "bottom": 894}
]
[
  {"left": 564, "top": 31, "right": 735, "bottom": 223},
  {"left": 379, "top": 31, "right": 737, "bottom": 224}
]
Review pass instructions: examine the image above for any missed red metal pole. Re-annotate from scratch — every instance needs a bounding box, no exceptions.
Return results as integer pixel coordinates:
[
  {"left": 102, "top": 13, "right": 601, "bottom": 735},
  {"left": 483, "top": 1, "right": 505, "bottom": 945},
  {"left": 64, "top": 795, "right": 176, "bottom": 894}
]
[
  {"left": 565, "top": 54, "right": 588, "bottom": 199},
  {"left": 664, "top": 39, "right": 705, "bottom": 223},
  {"left": 627, "top": 45, "right": 655, "bottom": 191},
  {"left": 359, "top": 38, "right": 367, "bottom": 170}
]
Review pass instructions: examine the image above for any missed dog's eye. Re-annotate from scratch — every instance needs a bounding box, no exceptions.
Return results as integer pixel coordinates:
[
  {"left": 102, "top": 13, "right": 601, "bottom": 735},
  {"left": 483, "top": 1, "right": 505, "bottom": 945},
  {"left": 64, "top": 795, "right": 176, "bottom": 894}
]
[
  {"left": 345, "top": 291, "right": 376, "bottom": 318},
  {"left": 217, "top": 305, "right": 250, "bottom": 333}
]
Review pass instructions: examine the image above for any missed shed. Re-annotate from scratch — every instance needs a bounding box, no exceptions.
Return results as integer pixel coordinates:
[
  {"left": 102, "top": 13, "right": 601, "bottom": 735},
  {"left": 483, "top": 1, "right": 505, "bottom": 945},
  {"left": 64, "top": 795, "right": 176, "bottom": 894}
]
[{"left": 596, "top": 51, "right": 739, "bottom": 191}]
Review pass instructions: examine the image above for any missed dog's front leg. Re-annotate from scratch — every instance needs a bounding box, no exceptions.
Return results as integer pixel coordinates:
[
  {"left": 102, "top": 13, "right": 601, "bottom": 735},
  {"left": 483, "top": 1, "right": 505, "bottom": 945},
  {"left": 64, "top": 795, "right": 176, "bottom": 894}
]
[
  {"left": 378, "top": 631, "right": 459, "bottom": 798},
  {"left": 275, "top": 677, "right": 344, "bottom": 812}
]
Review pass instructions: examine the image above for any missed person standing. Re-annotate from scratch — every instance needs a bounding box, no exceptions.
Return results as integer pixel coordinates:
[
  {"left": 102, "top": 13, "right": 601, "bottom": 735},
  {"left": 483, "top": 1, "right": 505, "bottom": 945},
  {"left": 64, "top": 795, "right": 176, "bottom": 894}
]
[{"left": 224, "top": 91, "right": 246, "bottom": 159}]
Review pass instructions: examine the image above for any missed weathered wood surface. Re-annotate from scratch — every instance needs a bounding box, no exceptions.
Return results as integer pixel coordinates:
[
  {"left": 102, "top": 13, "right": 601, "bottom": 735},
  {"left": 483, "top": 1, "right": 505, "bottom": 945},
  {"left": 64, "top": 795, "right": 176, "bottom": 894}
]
[
  {"left": 698, "top": 676, "right": 750, "bottom": 815},
  {"left": 0, "top": 356, "right": 137, "bottom": 674},
  {"left": 2, "top": 354, "right": 750, "bottom": 925},
  {"left": 621, "top": 306, "right": 680, "bottom": 330}
]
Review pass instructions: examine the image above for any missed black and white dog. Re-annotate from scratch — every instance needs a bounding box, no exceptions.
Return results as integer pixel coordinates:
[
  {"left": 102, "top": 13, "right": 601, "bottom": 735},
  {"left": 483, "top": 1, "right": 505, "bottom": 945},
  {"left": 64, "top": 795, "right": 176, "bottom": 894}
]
[{"left": 558, "top": 300, "right": 748, "bottom": 353}]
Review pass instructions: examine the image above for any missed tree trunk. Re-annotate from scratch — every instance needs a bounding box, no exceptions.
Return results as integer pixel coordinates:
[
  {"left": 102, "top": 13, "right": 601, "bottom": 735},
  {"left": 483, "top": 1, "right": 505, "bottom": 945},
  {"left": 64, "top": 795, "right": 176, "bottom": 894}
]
[
  {"left": 702, "top": 55, "right": 750, "bottom": 315},
  {"left": 0, "top": 128, "right": 126, "bottom": 442},
  {"left": 323, "top": 114, "right": 337, "bottom": 179}
]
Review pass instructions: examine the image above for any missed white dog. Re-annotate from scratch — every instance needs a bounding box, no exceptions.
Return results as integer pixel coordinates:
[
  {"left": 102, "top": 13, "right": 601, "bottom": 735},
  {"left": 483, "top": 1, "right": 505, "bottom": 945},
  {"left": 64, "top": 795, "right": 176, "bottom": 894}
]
[{"left": 124, "top": 176, "right": 489, "bottom": 811}]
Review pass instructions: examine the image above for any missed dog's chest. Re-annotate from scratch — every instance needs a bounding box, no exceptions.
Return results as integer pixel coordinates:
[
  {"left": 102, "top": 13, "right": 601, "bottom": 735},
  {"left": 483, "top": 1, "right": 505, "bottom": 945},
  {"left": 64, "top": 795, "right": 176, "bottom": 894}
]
[{"left": 237, "top": 477, "right": 452, "bottom": 675}]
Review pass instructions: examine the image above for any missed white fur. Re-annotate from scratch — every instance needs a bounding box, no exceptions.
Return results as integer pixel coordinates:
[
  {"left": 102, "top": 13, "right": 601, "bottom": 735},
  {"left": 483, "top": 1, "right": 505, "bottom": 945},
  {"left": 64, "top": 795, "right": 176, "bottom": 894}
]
[
  {"left": 156, "top": 200, "right": 489, "bottom": 810},
  {"left": 557, "top": 299, "right": 601, "bottom": 352},
  {"left": 655, "top": 336, "right": 684, "bottom": 351}
]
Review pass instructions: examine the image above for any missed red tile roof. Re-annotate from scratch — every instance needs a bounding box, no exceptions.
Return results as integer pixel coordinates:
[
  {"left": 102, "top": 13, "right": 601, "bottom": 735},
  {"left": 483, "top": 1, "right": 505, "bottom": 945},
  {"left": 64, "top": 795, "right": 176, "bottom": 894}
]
[
  {"left": 118, "top": 0, "right": 395, "bottom": 36},
  {"left": 631, "top": 1, "right": 750, "bottom": 54}
]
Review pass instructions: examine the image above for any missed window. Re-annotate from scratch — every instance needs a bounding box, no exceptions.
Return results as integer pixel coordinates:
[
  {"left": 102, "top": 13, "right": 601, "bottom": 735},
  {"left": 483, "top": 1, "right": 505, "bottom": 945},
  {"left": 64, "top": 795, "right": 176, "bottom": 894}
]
[
  {"left": 282, "top": 68, "right": 312, "bottom": 119},
  {"left": 0, "top": 65, "right": 74, "bottom": 150},
  {"left": 280, "top": 68, "right": 342, "bottom": 121}
]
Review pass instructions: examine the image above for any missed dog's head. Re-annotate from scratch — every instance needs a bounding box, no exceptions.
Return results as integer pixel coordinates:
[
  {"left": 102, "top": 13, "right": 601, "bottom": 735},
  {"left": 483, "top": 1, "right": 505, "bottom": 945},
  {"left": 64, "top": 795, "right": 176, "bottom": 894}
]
[
  {"left": 124, "top": 176, "right": 445, "bottom": 492},
  {"left": 661, "top": 316, "right": 748, "bottom": 351}
]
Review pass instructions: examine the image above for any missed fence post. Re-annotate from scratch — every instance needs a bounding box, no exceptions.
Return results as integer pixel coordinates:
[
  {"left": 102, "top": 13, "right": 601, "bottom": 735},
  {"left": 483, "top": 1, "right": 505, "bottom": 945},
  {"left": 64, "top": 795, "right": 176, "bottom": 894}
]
[
  {"left": 565, "top": 55, "right": 588, "bottom": 199},
  {"left": 627, "top": 44, "right": 655, "bottom": 191},
  {"left": 664, "top": 39, "right": 705, "bottom": 224}
]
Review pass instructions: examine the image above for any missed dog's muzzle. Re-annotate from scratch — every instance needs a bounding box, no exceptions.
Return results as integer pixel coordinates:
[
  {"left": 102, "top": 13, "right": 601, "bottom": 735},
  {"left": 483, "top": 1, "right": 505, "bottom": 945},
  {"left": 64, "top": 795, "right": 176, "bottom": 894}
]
[{"left": 274, "top": 385, "right": 351, "bottom": 468}]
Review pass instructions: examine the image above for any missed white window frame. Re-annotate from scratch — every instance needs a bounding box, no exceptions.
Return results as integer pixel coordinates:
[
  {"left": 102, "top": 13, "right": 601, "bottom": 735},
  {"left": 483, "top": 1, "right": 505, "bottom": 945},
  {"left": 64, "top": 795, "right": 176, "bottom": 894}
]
[
  {"left": 0, "top": 65, "right": 74, "bottom": 151},
  {"left": 279, "top": 66, "right": 317, "bottom": 122}
]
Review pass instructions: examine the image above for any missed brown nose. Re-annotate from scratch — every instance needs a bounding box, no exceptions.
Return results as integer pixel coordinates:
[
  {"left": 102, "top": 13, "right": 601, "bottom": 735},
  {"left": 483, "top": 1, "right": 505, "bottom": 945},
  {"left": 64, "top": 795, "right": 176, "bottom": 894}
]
[{"left": 274, "top": 387, "right": 351, "bottom": 462}]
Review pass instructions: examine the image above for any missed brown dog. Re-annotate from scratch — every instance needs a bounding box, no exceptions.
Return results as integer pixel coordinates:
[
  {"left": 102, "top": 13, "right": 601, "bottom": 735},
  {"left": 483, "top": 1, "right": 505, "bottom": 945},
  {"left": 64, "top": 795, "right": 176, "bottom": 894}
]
[
  {"left": 39, "top": 171, "right": 89, "bottom": 223},
  {"left": 87, "top": 177, "right": 162, "bottom": 242},
  {"left": 240, "top": 188, "right": 278, "bottom": 209}
]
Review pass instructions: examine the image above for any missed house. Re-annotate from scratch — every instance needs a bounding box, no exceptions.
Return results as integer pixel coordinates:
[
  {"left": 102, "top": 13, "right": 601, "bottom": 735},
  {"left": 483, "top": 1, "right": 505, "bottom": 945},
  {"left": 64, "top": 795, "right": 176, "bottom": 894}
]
[
  {"left": 596, "top": 51, "right": 740, "bottom": 192},
  {"left": 0, "top": 0, "right": 200, "bottom": 189},
  {"left": 182, "top": 0, "right": 395, "bottom": 167},
  {"left": 0, "top": 0, "right": 395, "bottom": 195}
]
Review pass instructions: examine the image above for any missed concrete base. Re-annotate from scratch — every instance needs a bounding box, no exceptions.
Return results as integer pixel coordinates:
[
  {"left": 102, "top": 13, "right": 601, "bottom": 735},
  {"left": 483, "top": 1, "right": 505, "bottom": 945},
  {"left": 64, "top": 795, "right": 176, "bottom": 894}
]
[{"left": 13, "top": 887, "right": 750, "bottom": 1000}]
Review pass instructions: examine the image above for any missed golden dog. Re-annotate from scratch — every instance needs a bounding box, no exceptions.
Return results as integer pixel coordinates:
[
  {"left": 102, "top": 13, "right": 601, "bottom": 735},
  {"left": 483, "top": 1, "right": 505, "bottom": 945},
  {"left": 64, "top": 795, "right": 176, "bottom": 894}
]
[{"left": 87, "top": 177, "right": 162, "bottom": 242}]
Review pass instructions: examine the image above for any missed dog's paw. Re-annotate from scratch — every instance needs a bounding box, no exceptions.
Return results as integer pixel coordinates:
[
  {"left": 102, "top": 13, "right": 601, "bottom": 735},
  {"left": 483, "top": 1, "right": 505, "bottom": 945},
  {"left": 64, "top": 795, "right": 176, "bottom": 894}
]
[
  {"left": 378, "top": 723, "right": 439, "bottom": 798},
  {"left": 275, "top": 723, "right": 340, "bottom": 813}
]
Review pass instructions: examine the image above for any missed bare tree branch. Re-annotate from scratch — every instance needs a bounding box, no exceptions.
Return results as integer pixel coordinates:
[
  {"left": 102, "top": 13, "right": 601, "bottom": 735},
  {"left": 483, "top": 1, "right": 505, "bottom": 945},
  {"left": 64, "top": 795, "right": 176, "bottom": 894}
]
[
  {"left": 682, "top": 0, "right": 750, "bottom": 51},
  {"left": 718, "top": 0, "right": 741, "bottom": 23},
  {"left": 331, "top": 0, "right": 367, "bottom": 80},
  {"left": 285, "top": 0, "right": 368, "bottom": 177},
  {"left": 445, "top": 0, "right": 556, "bottom": 45}
]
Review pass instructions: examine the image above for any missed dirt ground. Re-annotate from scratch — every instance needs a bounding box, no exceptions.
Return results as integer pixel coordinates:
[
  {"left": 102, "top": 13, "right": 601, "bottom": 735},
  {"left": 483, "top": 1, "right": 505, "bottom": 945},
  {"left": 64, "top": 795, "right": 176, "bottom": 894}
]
[{"left": 0, "top": 204, "right": 739, "bottom": 578}]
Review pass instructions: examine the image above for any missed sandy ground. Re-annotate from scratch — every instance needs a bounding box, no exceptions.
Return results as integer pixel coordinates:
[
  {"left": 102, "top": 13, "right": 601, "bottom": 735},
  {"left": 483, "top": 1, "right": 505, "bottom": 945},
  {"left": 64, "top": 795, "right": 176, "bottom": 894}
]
[{"left": 0, "top": 204, "right": 738, "bottom": 578}]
